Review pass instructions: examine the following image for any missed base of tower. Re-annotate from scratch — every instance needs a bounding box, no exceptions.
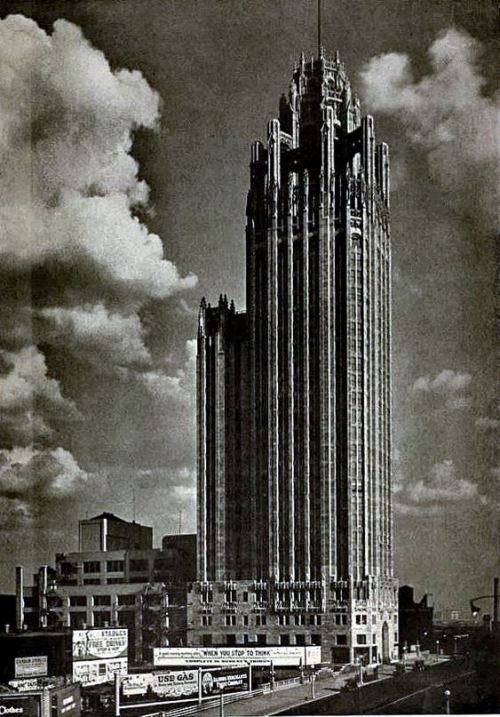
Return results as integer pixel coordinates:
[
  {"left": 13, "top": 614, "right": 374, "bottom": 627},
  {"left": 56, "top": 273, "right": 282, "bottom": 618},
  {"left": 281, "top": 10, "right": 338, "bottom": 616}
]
[{"left": 187, "top": 576, "right": 399, "bottom": 665}]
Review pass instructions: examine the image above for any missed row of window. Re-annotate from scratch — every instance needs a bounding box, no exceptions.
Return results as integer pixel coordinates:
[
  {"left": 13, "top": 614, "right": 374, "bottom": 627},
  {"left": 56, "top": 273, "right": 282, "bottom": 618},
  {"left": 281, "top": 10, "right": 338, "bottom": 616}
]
[
  {"left": 68, "top": 594, "right": 138, "bottom": 607},
  {"left": 68, "top": 611, "right": 135, "bottom": 629},
  {"left": 333, "top": 634, "right": 378, "bottom": 646},
  {"left": 211, "top": 614, "right": 323, "bottom": 628},
  {"left": 63, "top": 576, "right": 151, "bottom": 586},
  {"left": 82, "top": 559, "right": 151, "bottom": 574},
  {"left": 80, "top": 577, "right": 145, "bottom": 585},
  {"left": 201, "top": 612, "right": 388, "bottom": 628},
  {"left": 278, "top": 614, "right": 322, "bottom": 626},
  {"left": 201, "top": 589, "right": 270, "bottom": 604}
]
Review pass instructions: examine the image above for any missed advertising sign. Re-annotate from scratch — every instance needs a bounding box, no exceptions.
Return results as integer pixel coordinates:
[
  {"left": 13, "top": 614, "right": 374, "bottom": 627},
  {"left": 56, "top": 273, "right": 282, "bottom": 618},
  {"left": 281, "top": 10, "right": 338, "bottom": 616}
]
[
  {"left": 121, "top": 668, "right": 249, "bottom": 703},
  {"left": 14, "top": 657, "right": 48, "bottom": 679},
  {"left": 122, "top": 671, "right": 198, "bottom": 698},
  {"left": 0, "top": 695, "right": 39, "bottom": 717},
  {"left": 72, "top": 658, "right": 127, "bottom": 687},
  {"left": 9, "top": 678, "right": 58, "bottom": 693},
  {"left": 72, "top": 629, "right": 128, "bottom": 661},
  {"left": 154, "top": 646, "right": 321, "bottom": 667},
  {"left": 201, "top": 669, "right": 248, "bottom": 696}
]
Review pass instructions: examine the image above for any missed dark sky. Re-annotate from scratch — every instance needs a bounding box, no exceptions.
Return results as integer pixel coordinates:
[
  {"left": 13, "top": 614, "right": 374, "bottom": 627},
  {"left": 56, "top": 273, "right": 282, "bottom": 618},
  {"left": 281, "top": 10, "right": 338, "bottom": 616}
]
[{"left": 0, "top": 0, "right": 498, "bottom": 612}]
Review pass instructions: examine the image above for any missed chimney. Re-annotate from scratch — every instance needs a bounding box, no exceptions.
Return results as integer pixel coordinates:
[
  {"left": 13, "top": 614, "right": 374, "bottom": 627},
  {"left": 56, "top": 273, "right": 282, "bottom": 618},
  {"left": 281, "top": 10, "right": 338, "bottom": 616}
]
[{"left": 15, "top": 566, "right": 24, "bottom": 631}]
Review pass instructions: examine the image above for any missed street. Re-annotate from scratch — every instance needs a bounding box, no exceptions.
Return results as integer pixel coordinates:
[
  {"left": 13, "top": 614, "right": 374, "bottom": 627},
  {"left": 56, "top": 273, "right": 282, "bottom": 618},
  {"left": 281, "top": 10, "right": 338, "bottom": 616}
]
[
  {"left": 368, "top": 670, "right": 480, "bottom": 714},
  {"left": 182, "top": 659, "right": 476, "bottom": 717}
]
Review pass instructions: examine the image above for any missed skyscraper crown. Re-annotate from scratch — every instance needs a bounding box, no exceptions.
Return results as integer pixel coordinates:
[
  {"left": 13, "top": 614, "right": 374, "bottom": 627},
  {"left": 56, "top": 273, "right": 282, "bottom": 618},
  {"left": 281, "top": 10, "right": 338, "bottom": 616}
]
[{"left": 278, "top": 50, "right": 361, "bottom": 138}]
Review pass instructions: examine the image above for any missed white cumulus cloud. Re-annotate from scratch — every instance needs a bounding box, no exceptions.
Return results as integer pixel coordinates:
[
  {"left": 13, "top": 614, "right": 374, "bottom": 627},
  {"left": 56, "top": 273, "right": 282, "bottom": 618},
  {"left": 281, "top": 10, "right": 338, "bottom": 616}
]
[
  {"left": 475, "top": 417, "right": 500, "bottom": 431},
  {"left": 408, "top": 459, "right": 478, "bottom": 504},
  {"left": 411, "top": 369, "right": 472, "bottom": 394},
  {"left": 360, "top": 27, "right": 500, "bottom": 230},
  {"left": 38, "top": 304, "right": 152, "bottom": 368},
  {"left": 0, "top": 445, "right": 87, "bottom": 528},
  {"left": 0, "top": 15, "right": 195, "bottom": 300},
  {"left": 0, "top": 15, "right": 198, "bottom": 538},
  {"left": 0, "top": 346, "right": 80, "bottom": 447}
]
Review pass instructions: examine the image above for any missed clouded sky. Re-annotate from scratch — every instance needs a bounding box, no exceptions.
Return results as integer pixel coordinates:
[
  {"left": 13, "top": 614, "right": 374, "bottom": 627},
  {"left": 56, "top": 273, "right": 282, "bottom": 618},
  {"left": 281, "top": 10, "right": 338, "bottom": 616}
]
[{"left": 0, "top": 0, "right": 498, "bottom": 612}]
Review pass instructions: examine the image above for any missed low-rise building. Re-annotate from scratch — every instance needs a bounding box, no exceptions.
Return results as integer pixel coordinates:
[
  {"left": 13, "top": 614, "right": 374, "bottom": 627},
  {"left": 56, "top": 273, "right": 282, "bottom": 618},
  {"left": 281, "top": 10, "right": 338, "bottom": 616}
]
[
  {"left": 19, "top": 514, "right": 196, "bottom": 665},
  {"left": 398, "top": 585, "right": 433, "bottom": 652}
]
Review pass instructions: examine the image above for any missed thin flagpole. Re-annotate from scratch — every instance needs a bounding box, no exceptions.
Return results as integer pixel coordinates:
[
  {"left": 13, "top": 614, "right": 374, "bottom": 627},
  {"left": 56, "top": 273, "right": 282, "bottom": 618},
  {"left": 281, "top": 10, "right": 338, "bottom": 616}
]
[{"left": 317, "top": 0, "right": 321, "bottom": 56}]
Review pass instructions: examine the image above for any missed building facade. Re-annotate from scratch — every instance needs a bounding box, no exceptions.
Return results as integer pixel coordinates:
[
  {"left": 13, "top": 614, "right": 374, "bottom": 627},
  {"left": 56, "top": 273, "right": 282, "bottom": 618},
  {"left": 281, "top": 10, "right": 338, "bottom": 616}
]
[
  {"left": 19, "top": 515, "right": 196, "bottom": 664},
  {"left": 190, "top": 50, "right": 398, "bottom": 664},
  {"left": 78, "top": 512, "right": 153, "bottom": 552}
]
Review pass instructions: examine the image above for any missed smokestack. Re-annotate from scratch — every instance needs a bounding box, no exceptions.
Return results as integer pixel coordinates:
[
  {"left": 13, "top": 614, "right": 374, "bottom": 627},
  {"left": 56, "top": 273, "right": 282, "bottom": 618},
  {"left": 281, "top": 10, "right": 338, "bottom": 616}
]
[
  {"left": 39, "top": 565, "right": 48, "bottom": 629},
  {"left": 15, "top": 566, "right": 24, "bottom": 632}
]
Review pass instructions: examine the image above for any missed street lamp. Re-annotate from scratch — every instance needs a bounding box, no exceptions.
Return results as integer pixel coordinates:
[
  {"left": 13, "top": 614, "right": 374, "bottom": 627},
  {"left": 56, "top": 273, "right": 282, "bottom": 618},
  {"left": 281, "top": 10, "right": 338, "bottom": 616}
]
[
  {"left": 219, "top": 685, "right": 225, "bottom": 717},
  {"left": 357, "top": 658, "right": 363, "bottom": 687},
  {"left": 469, "top": 577, "right": 499, "bottom": 632},
  {"left": 470, "top": 600, "right": 481, "bottom": 618},
  {"left": 444, "top": 688, "right": 451, "bottom": 715},
  {"left": 270, "top": 660, "right": 275, "bottom": 691}
]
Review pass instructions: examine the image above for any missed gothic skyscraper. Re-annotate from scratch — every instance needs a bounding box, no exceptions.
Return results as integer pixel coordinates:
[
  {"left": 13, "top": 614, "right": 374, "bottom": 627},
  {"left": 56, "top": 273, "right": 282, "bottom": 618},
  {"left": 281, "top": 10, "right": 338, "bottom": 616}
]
[{"left": 190, "top": 49, "right": 398, "bottom": 664}]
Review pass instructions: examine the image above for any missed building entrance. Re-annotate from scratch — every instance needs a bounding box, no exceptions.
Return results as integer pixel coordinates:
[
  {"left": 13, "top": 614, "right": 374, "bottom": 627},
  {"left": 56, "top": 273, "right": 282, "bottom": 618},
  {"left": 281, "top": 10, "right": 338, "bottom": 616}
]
[{"left": 382, "top": 621, "right": 390, "bottom": 663}]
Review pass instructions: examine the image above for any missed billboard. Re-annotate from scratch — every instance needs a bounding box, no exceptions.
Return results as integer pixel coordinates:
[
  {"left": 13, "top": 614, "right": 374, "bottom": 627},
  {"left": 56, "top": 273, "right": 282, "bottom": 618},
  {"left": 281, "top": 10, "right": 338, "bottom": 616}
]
[
  {"left": 72, "top": 629, "right": 127, "bottom": 661},
  {"left": 202, "top": 669, "right": 248, "bottom": 696},
  {"left": 72, "top": 629, "right": 128, "bottom": 687},
  {"left": 14, "top": 657, "right": 48, "bottom": 679},
  {"left": 9, "top": 678, "right": 58, "bottom": 693},
  {"left": 72, "top": 658, "right": 127, "bottom": 687},
  {"left": 121, "top": 668, "right": 249, "bottom": 702},
  {"left": 0, "top": 695, "right": 39, "bottom": 717},
  {"left": 153, "top": 646, "right": 321, "bottom": 667},
  {"left": 122, "top": 671, "right": 198, "bottom": 698}
]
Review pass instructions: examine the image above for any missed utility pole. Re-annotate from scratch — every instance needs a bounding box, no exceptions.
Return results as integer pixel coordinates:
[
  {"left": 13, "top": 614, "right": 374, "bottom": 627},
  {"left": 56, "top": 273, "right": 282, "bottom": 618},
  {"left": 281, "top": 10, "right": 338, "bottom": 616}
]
[
  {"left": 494, "top": 577, "right": 499, "bottom": 632},
  {"left": 114, "top": 672, "right": 121, "bottom": 717}
]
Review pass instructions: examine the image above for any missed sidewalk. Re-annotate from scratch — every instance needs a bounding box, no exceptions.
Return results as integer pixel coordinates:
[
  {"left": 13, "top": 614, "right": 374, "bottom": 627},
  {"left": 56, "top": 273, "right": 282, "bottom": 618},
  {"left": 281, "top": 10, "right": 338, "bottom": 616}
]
[
  {"left": 188, "top": 679, "right": 341, "bottom": 717},
  {"left": 187, "top": 669, "right": 393, "bottom": 717}
]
